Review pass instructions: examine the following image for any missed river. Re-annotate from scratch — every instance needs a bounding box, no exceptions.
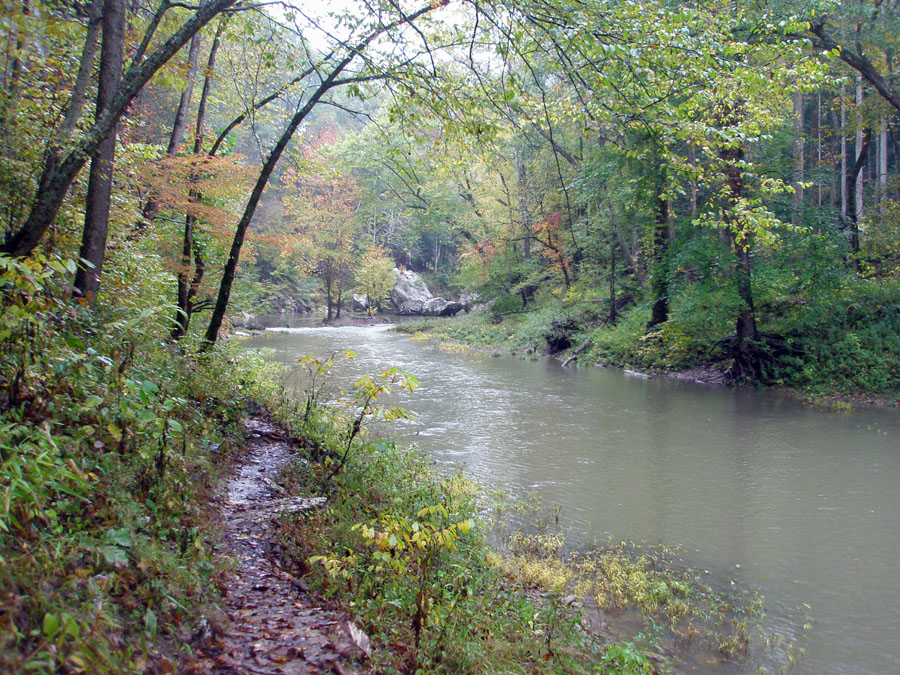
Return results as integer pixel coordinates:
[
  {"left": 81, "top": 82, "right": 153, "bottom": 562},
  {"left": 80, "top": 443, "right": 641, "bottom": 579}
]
[{"left": 243, "top": 318, "right": 900, "bottom": 673}]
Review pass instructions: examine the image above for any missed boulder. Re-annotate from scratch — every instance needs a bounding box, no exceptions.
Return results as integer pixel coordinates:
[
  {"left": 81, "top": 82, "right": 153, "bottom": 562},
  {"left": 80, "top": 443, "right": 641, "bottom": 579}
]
[
  {"left": 422, "top": 297, "right": 464, "bottom": 317},
  {"left": 352, "top": 294, "right": 370, "bottom": 312},
  {"left": 390, "top": 268, "right": 464, "bottom": 316},
  {"left": 460, "top": 291, "right": 482, "bottom": 313},
  {"left": 391, "top": 268, "right": 434, "bottom": 311},
  {"left": 233, "top": 312, "right": 264, "bottom": 331}
]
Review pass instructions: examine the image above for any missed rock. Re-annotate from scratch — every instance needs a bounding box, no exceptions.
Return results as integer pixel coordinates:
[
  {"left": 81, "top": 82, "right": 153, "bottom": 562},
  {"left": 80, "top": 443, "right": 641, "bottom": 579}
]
[
  {"left": 391, "top": 268, "right": 434, "bottom": 312},
  {"left": 352, "top": 294, "right": 370, "bottom": 312},
  {"left": 460, "top": 291, "right": 480, "bottom": 312},
  {"left": 390, "top": 269, "right": 464, "bottom": 316},
  {"left": 422, "top": 297, "right": 464, "bottom": 317},
  {"left": 233, "top": 312, "right": 264, "bottom": 331}
]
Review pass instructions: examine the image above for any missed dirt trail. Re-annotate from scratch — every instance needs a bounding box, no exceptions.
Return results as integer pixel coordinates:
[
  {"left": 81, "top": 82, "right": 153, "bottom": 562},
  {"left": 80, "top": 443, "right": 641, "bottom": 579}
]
[{"left": 182, "top": 415, "right": 369, "bottom": 674}]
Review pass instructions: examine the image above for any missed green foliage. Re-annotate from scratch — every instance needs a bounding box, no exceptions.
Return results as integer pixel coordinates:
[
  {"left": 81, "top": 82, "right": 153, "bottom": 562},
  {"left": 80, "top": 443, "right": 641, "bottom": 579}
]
[
  {"left": 257, "top": 357, "right": 775, "bottom": 672},
  {"left": 355, "top": 245, "right": 395, "bottom": 311},
  {"left": 598, "top": 641, "right": 655, "bottom": 674},
  {"left": 265, "top": 358, "right": 606, "bottom": 672},
  {"left": 0, "top": 253, "right": 275, "bottom": 672}
]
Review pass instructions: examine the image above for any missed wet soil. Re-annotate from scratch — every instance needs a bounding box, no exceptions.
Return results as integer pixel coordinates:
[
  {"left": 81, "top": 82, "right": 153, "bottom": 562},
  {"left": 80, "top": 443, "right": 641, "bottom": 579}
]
[{"left": 182, "top": 416, "right": 370, "bottom": 674}]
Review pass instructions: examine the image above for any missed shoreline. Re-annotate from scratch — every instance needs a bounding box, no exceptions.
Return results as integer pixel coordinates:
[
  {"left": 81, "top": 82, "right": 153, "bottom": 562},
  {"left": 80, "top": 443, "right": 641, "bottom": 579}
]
[{"left": 390, "top": 320, "right": 900, "bottom": 411}]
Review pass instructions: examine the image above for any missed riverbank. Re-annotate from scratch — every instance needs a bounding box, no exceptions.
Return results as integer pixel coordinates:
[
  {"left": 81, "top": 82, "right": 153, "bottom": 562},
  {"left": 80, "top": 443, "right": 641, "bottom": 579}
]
[
  {"left": 250, "top": 352, "right": 776, "bottom": 673},
  {"left": 394, "top": 300, "right": 900, "bottom": 408}
]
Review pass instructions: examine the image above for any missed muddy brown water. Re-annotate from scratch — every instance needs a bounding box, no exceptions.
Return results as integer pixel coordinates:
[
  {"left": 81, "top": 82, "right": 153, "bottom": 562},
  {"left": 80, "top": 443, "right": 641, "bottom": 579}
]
[{"left": 243, "top": 317, "right": 900, "bottom": 673}]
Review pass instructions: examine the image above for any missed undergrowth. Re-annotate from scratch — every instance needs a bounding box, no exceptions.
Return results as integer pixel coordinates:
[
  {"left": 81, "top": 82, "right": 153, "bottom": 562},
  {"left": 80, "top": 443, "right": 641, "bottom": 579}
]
[
  {"left": 396, "top": 276, "right": 900, "bottom": 403},
  {"left": 0, "top": 254, "right": 274, "bottom": 672}
]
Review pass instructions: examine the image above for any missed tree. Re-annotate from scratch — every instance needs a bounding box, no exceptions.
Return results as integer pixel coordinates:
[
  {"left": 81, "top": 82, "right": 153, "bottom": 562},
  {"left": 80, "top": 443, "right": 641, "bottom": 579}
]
[
  {"left": 284, "top": 168, "right": 361, "bottom": 320},
  {"left": 203, "top": 1, "right": 441, "bottom": 344},
  {"left": 356, "top": 245, "right": 396, "bottom": 311},
  {"left": 1, "top": 0, "right": 238, "bottom": 258}
]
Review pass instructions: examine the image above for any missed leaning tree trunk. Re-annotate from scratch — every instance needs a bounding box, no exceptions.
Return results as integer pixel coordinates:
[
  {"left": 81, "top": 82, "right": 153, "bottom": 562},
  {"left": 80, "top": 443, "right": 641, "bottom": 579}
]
[
  {"left": 202, "top": 2, "right": 435, "bottom": 347},
  {"left": 73, "top": 0, "right": 125, "bottom": 300},
  {"left": 39, "top": 0, "right": 102, "bottom": 208},
  {"left": 0, "top": 0, "right": 237, "bottom": 258}
]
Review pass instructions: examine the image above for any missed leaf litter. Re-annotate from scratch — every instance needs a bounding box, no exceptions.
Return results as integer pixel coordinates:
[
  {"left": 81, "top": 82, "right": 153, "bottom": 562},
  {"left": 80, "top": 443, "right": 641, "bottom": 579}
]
[{"left": 181, "top": 415, "right": 369, "bottom": 674}]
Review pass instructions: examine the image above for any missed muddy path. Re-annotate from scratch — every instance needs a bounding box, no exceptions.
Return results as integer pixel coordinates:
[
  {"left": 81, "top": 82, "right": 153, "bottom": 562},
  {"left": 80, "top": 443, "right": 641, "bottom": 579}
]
[{"left": 182, "top": 415, "right": 370, "bottom": 674}]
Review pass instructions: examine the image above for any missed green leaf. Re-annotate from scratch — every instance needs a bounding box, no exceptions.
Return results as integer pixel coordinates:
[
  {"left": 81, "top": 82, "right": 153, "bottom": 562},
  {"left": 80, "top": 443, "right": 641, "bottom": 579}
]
[
  {"left": 43, "top": 613, "right": 60, "bottom": 638},
  {"left": 107, "top": 423, "right": 122, "bottom": 441},
  {"left": 105, "top": 528, "right": 132, "bottom": 547},
  {"left": 63, "top": 614, "right": 80, "bottom": 639},
  {"left": 141, "top": 380, "right": 160, "bottom": 395},
  {"left": 144, "top": 607, "right": 157, "bottom": 640},
  {"left": 100, "top": 546, "right": 129, "bottom": 567}
]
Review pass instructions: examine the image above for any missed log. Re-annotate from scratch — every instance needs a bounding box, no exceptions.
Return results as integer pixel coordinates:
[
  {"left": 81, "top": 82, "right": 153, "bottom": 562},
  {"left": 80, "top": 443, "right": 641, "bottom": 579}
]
[{"left": 561, "top": 338, "right": 592, "bottom": 368}]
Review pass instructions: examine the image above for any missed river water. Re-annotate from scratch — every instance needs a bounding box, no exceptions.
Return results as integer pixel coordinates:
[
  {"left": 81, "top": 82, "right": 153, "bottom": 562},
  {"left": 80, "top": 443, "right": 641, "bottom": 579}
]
[{"left": 243, "top": 318, "right": 900, "bottom": 673}]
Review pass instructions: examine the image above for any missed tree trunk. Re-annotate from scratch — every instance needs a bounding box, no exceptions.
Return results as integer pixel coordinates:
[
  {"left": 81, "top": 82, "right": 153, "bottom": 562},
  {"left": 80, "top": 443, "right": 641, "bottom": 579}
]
[
  {"left": 73, "top": 0, "right": 125, "bottom": 300},
  {"left": 809, "top": 22, "right": 900, "bottom": 115},
  {"left": 325, "top": 278, "right": 333, "bottom": 321},
  {"left": 846, "top": 127, "right": 872, "bottom": 259},
  {"left": 35, "top": 0, "right": 102, "bottom": 248},
  {"left": 186, "top": 241, "right": 204, "bottom": 320},
  {"left": 53, "top": 0, "right": 103, "bottom": 151},
  {"left": 841, "top": 86, "right": 848, "bottom": 219},
  {"left": 687, "top": 144, "right": 698, "bottom": 217},
  {"left": 203, "top": 3, "right": 439, "bottom": 346},
  {"left": 855, "top": 81, "right": 865, "bottom": 224},
  {"left": 720, "top": 144, "right": 760, "bottom": 380},
  {"left": 335, "top": 280, "right": 343, "bottom": 320},
  {"left": 816, "top": 92, "right": 823, "bottom": 209},
  {"left": 515, "top": 146, "right": 536, "bottom": 301},
  {"left": 144, "top": 33, "right": 201, "bottom": 225},
  {"left": 878, "top": 118, "right": 888, "bottom": 208},
  {"left": 167, "top": 34, "right": 201, "bottom": 156},
  {"left": 647, "top": 188, "right": 670, "bottom": 329},
  {"left": 792, "top": 92, "right": 805, "bottom": 221},
  {"left": 515, "top": 146, "right": 532, "bottom": 259},
  {"left": 608, "top": 233, "right": 616, "bottom": 324}
]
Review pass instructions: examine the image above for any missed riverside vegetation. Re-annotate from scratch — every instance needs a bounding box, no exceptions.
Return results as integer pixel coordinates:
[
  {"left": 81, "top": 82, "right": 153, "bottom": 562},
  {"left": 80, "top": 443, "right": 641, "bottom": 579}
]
[
  {"left": 395, "top": 266, "right": 900, "bottom": 405},
  {"left": 256, "top": 351, "right": 783, "bottom": 673},
  {"left": 0, "top": 255, "right": 777, "bottom": 672}
]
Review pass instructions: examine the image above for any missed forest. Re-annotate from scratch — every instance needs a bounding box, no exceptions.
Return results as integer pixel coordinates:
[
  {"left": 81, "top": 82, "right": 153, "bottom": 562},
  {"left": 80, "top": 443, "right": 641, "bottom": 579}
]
[{"left": 2, "top": 0, "right": 900, "bottom": 671}]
